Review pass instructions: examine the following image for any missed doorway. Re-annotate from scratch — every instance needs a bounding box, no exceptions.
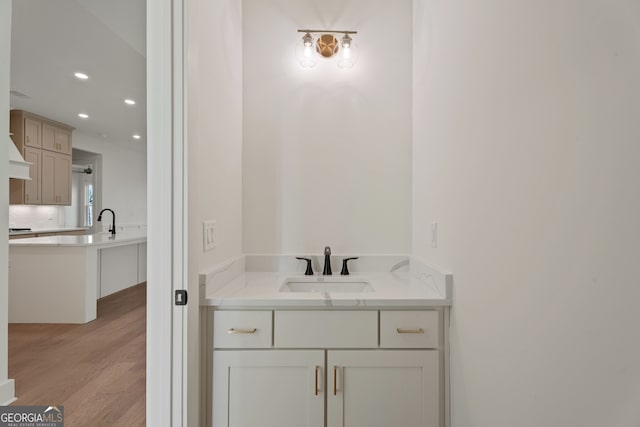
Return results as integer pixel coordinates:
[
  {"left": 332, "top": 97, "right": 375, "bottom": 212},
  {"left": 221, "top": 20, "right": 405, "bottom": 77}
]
[{"left": 6, "top": 0, "right": 148, "bottom": 424}]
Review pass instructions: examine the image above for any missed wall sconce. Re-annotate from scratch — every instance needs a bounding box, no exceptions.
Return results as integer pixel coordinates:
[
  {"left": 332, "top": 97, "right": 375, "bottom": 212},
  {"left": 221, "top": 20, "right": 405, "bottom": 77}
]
[{"left": 295, "top": 29, "right": 359, "bottom": 69}]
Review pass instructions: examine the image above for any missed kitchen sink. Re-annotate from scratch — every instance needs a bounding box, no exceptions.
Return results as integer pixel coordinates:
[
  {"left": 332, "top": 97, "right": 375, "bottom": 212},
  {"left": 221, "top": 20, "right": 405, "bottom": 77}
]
[{"left": 279, "top": 276, "right": 374, "bottom": 293}]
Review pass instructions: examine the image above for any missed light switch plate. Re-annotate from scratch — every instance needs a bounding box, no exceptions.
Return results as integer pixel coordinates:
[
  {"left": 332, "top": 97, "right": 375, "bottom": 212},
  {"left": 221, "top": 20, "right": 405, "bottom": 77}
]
[{"left": 203, "top": 220, "right": 217, "bottom": 252}]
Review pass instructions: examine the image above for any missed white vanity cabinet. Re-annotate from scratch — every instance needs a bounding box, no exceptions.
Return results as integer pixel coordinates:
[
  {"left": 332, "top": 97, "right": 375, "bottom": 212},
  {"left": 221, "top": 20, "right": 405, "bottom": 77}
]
[{"left": 210, "top": 309, "right": 445, "bottom": 427}]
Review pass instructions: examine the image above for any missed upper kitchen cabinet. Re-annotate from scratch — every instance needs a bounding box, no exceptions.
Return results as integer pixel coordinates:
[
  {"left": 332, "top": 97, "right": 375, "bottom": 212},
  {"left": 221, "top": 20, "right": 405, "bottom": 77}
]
[
  {"left": 10, "top": 110, "right": 74, "bottom": 206},
  {"left": 41, "top": 150, "right": 72, "bottom": 205},
  {"left": 24, "top": 117, "right": 42, "bottom": 148},
  {"left": 42, "top": 123, "right": 72, "bottom": 155}
]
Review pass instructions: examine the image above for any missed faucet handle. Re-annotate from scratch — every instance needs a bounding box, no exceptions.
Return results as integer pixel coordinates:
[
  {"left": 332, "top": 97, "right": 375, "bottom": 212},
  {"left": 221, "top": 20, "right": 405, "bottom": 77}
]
[
  {"left": 340, "top": 257, "right": 359, "bottom": 276},
  {"left": 296, "top": 257, "right": 314, "bottom": 276}
]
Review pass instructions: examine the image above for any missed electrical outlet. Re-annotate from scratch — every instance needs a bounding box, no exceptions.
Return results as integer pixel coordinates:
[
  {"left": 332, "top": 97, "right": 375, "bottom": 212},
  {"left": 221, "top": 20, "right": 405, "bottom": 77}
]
[
  {"left": 430, "top": 222, "right": 438, "bottom": 248},
  {"left": 203, "top": 220, "right": 217, "bottom": 251}
]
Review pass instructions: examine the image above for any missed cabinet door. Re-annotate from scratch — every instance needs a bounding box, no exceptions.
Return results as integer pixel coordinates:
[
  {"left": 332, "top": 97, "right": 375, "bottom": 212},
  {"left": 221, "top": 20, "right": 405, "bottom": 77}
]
[
  {"left": 41, "top": 151, "right": 71, "bottom": 205},
  {"left": 23, "top": 147, "right": 41, "bottom": 204},
  {"left": 24, "top": 117, "right": 41, "bottom": 148},
  {"left": 42, "top": 124, "right": 72, "bottom": 154},
  {"left": 99, "top": 245, "right": 140, "bottom": 297},
  {"left": 42, "top": 123, "right": 56, "bottom": 151},
  {"left": 213, "top": 350, "right": 324, "bottom": 427},
  {"left": 327, "top": 350, "right": 441, "bottom": 427},
  {"left": 55, "top": 129, "right": 72, "bottom": 154},
  {"left": 41, "top": 150, "right": 56, "bottom": 204},
  {"left": 54, "top": 153, "right": 71, "bottom": 205}
]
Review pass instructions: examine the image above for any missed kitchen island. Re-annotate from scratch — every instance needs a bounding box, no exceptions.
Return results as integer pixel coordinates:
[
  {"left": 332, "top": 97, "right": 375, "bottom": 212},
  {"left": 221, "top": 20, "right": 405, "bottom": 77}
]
[{"left": 8, "top": 231, "right": 147, "bottom": 324}]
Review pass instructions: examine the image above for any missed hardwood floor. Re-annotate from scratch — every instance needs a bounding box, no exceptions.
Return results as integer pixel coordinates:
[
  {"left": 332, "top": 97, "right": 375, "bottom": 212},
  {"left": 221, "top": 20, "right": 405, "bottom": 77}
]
[{"left": 8, "top": 283, "right": 146, "bottom": 427}]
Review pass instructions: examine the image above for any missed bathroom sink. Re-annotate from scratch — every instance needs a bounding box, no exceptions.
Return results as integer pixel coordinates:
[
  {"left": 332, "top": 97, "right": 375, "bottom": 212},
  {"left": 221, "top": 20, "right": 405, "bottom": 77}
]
[{"left": 279, "top": 276, "right": 374, "bottom": 293}]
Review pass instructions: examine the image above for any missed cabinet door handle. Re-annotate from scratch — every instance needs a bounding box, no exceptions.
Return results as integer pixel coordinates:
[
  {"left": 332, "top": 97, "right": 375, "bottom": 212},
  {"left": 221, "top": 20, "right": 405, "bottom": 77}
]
[
  {"left": 333, "top": 366, "right": 338, "bottom": 395},
  {"left": 396, "top": 328, "right": 424, "bottom": 334},
  {"left": 227, "top": 328, "right": 257, "bottom": 334},
  {"left": 315, "top": 366, "right": 320, "bottom": 396}
]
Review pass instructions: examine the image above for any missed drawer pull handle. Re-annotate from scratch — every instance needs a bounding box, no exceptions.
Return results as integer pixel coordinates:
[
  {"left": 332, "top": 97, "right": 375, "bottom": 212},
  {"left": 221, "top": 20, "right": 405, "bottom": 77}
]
[
  {"left": 397, "top": 328, "right": 424, "bottom": 334},
  {"left": 333, "top": 366, "right": 338, "bottom": 395},
  {"left": 315, "top": 366, "right": 320, "bottom": 396},
  {"left": 227, "top": 328, "right": 257, "bottom": 334}
]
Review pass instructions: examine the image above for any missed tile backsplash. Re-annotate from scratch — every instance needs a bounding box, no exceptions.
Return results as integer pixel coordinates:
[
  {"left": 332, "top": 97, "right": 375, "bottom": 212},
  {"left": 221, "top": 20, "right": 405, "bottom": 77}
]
[{"left": 9, "top": 205, "right": 66, "bottom": 228}]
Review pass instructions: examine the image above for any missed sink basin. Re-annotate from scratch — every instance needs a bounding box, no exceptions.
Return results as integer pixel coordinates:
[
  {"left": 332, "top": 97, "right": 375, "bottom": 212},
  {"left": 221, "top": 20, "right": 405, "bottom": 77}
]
[{"left": 279, "top": 276, "right": 374, "bottom": 293}]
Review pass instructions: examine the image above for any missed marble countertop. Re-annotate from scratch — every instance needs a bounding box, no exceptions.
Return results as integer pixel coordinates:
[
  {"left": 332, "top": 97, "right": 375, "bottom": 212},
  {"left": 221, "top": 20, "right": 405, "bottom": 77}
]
[
  {"left": 8, "top": 230, "right": 147, "bottom": 248},
  {"left": 9, "top": 226, "right": 89, "bottom": 236},
  {"left": 203, "top": 271, "right": 451, "bottom": 308}
]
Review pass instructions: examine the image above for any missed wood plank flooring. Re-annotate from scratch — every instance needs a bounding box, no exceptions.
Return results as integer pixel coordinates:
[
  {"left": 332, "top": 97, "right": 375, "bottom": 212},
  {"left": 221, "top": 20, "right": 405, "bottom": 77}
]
[{"left": 8, "top": 283, "right": 146, "bottom": 427}]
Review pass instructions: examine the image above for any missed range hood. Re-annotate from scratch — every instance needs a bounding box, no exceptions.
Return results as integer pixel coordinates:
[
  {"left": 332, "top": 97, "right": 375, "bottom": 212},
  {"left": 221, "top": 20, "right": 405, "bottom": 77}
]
[{"left": 8, "top": 135, "right": 32, "bottom": 180}]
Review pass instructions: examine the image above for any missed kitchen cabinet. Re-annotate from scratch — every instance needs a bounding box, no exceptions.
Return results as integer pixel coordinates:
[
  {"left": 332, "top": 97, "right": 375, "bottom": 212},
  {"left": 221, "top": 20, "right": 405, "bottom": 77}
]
[
  {"left": 23, "top": 147, "right": 41, "bottom": 204},
  {"left": 99, "top": 242, "right": 147, "bottom": 297},
  {"left": 210, "top": 309, "right": 444, "bottom": 427},
  {"left": 24, "top": 117, "right": 41, "bottom": 148},
  {"left": 42, "top": 122, "right": 72, "bottom": 155},
  {"left": 41, "top": 149, "right": 71, "bottom": 205},
  {"left": 9, "top": 109, "right": 73, "bottom": 205}
]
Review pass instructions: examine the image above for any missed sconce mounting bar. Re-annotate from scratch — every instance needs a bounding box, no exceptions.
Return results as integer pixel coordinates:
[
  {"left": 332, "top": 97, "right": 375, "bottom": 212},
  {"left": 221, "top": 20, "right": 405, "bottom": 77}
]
[{"left": 297, "top": 29, "right": 358, "bottom": 35}]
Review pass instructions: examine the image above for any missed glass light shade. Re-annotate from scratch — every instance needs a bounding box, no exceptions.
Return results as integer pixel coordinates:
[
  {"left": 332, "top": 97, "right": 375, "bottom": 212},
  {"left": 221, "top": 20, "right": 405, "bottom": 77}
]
[
  {"left": 295, "top": 33, "right": 317, "bottom": 68},
  {"left": 337, "top": 40, "right": 358, "bottom": 69}
]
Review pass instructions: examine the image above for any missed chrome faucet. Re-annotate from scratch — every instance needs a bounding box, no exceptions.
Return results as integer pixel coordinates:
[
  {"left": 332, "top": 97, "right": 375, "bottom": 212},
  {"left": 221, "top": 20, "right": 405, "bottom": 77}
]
[
  {"left": 323, "top": 246, "right": 332, "bottom": 275},
  {"left": 97, "top": 208, "right": 116, "bottom": 235}
]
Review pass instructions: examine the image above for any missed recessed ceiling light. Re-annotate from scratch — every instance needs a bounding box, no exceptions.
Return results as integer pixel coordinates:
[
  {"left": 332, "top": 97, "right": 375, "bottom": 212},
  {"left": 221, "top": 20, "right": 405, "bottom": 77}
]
[
  {"left": 132, "top": 134, "right": 141, "bottom": 140},
  {"left": 74, "top": 72, "right": 89, "bottom": 80},
  {"left": 124, "top": 99, "right": 136, "bottom": 105},
  {"left": 78, "top": 113, "right": 89, "bottom": 119}
]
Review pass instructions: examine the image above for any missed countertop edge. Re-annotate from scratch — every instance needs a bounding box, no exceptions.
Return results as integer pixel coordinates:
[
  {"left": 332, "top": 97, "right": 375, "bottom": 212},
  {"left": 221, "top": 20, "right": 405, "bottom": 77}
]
[
  {"left": 9, "top": 227, "right": 89, "bottom": 235},
  {"left": 8, "top": 233, "right": 147, "bottom": 248},
  {"left": 203, "top": 298, "right": 452, "bottom": 308}
]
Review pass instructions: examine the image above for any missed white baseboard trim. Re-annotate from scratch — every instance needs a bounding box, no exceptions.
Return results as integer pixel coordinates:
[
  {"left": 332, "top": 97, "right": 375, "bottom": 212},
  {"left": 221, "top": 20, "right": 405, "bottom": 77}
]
[{"left": 0, "top": 379, "right": 16, "bottom": 406}]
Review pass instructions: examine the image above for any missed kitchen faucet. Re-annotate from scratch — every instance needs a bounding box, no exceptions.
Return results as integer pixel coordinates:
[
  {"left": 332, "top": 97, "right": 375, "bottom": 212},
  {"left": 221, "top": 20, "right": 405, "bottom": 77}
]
[
  {"left": 323, "top": 246, "right": 332, "bottom": 275},
  {"left": 97, "top": 208, "right": 116, "bottom": 235}
]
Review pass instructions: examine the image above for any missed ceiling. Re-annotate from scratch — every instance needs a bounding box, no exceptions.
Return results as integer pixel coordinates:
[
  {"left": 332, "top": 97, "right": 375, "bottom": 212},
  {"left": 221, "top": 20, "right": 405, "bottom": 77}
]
[{"left": 9, "top": 0, "right": 146, "bottom": 147}]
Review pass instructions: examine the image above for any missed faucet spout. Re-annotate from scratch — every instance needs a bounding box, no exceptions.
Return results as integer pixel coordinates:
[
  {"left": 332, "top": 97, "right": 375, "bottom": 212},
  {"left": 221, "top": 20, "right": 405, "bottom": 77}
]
[
  {"left": 97, "top": 208, "right": 116, "bottom": 235},
  {"left": 323, "top": 246, "right": 332, "bottom": 275}
]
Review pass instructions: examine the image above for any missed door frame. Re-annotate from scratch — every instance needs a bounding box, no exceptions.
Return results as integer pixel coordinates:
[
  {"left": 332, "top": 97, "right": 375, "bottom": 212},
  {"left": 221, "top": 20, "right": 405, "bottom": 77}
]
[{"left": 147, "top": 0, "right": 191, "bottom": 425}]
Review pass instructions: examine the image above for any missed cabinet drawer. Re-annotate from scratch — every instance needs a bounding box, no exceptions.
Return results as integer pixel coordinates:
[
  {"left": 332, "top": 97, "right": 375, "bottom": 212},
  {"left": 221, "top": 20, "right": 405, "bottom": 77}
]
[
  {"left": 380, "top": 311, "right": 440, "bottom": 348},
  {"left": 274, "top": 311, "right": 377, "bottom": 348},
  {"left": 213, "top": 311, "right": 272, "bottom": 348}
]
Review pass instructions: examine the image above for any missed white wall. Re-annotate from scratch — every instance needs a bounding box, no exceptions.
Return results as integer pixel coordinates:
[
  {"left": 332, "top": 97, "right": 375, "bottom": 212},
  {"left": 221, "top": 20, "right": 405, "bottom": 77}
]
[
  {"left": 188, "top": 0, "right": 243, "bottom": 270},
  {"left": 187, "top": 0, "right": 243, "bottom": 424},
  {"left": 242, "top": 0, "right": 412, "bottom": 255},
  {"left": 413, "top": 1, "right": 640, "bottom": 425},
  {"left": 0, "top": 0, "right": 15, "bottom": 406},
  {"left": 73, "top": 131, "right": 146, "bottom": 230}
]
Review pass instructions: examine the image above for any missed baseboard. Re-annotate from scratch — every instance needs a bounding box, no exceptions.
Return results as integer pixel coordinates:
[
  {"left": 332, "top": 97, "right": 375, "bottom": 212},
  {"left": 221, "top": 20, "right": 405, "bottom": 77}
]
[{"left": 0, "top": 378, "right": 16, "bottom": 406}]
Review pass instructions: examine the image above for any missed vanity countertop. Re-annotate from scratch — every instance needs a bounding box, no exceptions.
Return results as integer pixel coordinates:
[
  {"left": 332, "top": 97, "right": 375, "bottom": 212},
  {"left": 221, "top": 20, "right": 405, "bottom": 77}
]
[{"left": 203, "top": 271, "right": 451, "bottom": 308}]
